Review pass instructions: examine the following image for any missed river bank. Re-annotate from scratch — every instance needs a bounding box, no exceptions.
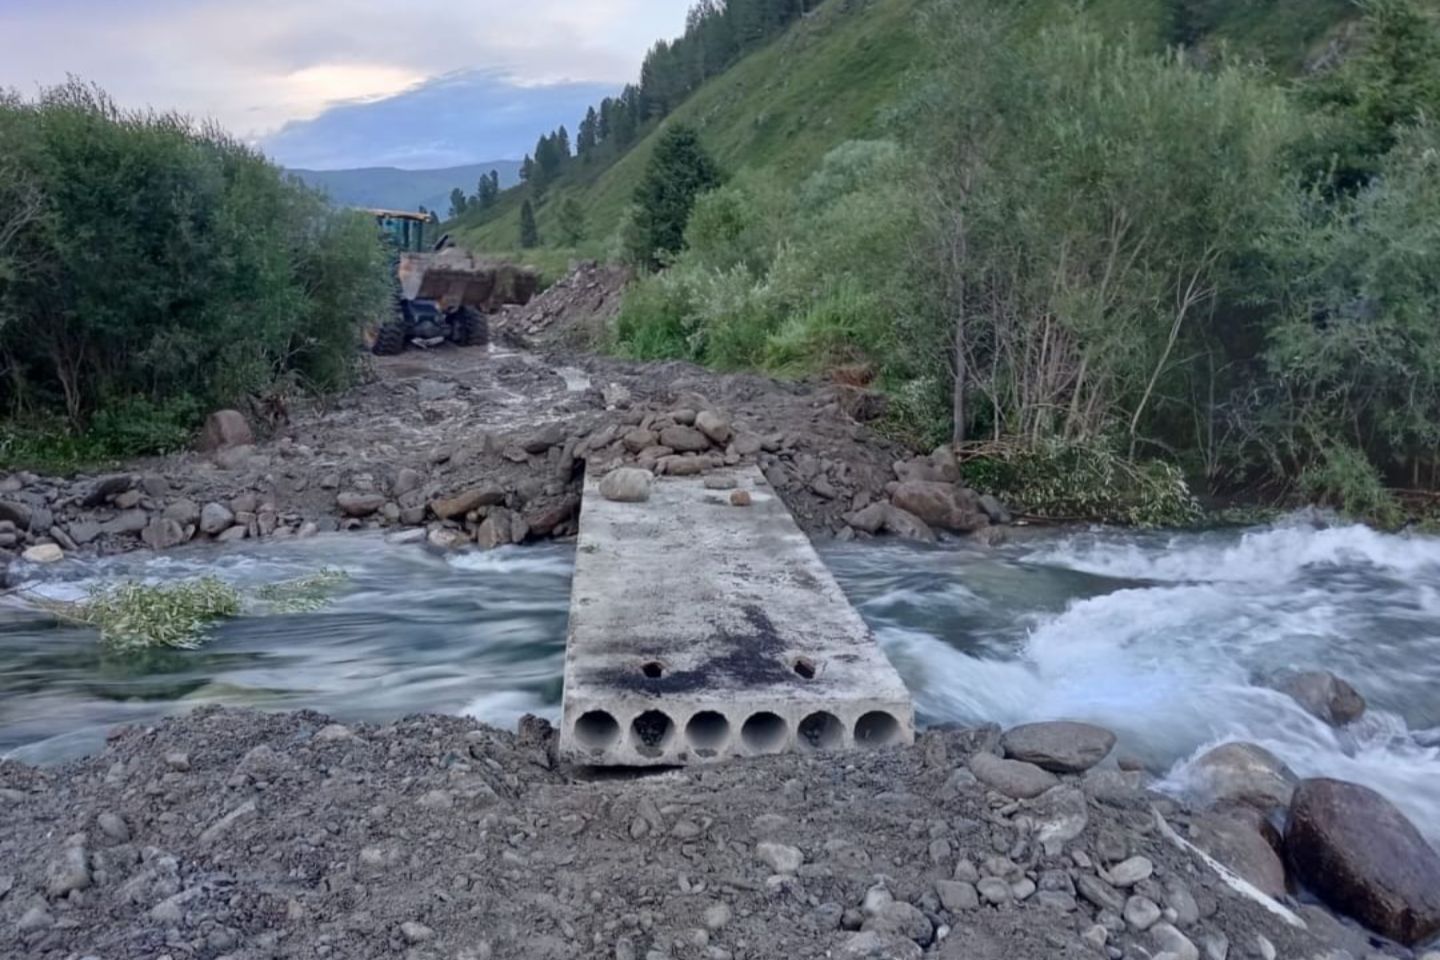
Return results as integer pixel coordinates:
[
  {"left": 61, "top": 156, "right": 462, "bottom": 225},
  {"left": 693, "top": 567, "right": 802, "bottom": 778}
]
[
  {"left": 0, "top": 706, "right": 1408, "bottom": 960},
  {"left": 0, "top": 337, "right": 1011, "bottom": 580}
]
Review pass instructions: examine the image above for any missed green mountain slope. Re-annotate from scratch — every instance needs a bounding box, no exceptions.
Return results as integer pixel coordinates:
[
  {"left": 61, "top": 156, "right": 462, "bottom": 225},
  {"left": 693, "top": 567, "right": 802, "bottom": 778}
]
[
  {"left": 291, "top": 161, "right": 522, "bottom": 216},
  {"left": 452, "top": 0, "right": 1358, "bottom": 258},
  {"left": 451, "top": 0, "right": 921, "bottom": 255}
]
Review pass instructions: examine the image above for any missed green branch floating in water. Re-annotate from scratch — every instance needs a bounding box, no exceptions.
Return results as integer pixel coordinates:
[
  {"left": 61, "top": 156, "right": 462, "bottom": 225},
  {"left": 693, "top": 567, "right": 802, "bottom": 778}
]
[
  {"left": 30, "top": 568, "right": 351, "bottom": 652},
  {"left": 252, "top": 568, "right": 350, "bottom": 613}
]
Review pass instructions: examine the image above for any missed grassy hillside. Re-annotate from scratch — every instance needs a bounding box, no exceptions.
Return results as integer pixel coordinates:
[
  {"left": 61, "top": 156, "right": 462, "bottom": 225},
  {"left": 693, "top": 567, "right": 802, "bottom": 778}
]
[
  {"left": 451, "top": 0, "right": 922, "bottom": 256},
  {"left": 450, "top": 0, "right": 1357, "bottom": 260},
  {"left": 291, "top": 161, "right": 522, "bottom": 216}
]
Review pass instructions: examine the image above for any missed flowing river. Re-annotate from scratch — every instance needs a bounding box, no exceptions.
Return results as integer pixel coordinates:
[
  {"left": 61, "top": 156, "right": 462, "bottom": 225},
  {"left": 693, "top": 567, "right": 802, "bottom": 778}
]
[{"left": 3, "top": 516, "right": 1438, "bottom": 839}]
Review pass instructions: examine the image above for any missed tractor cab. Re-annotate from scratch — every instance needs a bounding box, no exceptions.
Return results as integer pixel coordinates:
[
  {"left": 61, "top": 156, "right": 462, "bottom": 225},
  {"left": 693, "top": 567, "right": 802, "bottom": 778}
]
[{"left": 369, "top": 208, "right": 433, "bottom": 252}]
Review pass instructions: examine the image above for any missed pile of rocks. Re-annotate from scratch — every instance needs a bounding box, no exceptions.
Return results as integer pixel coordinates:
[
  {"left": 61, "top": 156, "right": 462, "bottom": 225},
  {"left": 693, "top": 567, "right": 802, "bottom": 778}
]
[
  {"left": 0, "top": 707, "right": 1399, "bottom": 960},
  {"left": 840, "top": 445, "right": 1012, "bottom": 544},
  {"left": 494, "top": 261, "right": 631, "bottom": 349}
]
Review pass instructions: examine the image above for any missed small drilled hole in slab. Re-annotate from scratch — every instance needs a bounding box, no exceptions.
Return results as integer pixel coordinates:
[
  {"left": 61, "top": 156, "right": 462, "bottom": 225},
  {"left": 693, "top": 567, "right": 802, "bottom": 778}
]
[
  {"left": 799, "top": 711, "right": 844, "bottom": 751},
  {"left": 630, "top": 710, "right": 675, "bottom": 758},
  {"left": 741, "top": 712, "right": 788, "bottom": 754},
  {"left": 854, "top": 711, "right": 902, "bottom": 749},
  {"left": 641, "top": 660, "right": 665, "bottom": 679},
  {"left": 574, "top": 711, "right": 620, "bottom": 752},
  {"left": 792, "top": 657, "right": 818, "bottom": 680},
  {"left": 685, "top": 711, "right": 730, "bottom": 755}
]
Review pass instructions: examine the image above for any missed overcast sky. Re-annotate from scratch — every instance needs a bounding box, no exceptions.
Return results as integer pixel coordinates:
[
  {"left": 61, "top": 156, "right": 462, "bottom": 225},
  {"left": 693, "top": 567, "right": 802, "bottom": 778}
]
[{"left": 0, "top": 0, "right": 689, "bottom": 169}]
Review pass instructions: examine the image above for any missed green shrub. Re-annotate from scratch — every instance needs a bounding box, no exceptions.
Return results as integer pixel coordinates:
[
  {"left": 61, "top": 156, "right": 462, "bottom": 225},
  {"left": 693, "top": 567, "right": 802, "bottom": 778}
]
[
  {"left": 962, "top": 438, "right": 1201, "bottom": 527},
  {"left": 0, "top": 81, "right": 388, "bottom": 438},
  {"left": 1298, "top": 444, "right": 1403, "bottom": 527}
]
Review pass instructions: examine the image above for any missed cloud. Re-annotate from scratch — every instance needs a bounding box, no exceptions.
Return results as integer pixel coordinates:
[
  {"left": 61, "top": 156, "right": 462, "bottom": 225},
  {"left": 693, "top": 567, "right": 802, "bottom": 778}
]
[
  {"left": 264, "top": 70, "right": 617, "bottom": 170},
  {"left": 0, "top": 0, "right": 687, "bottom": 144}
]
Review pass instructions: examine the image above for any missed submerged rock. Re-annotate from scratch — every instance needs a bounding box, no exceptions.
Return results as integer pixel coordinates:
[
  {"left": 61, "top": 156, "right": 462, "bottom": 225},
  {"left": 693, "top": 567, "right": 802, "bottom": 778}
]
[
  {"left": 1276, "top": 671, "right": 1366, "bottom": 727},
  {"left": 1002, "top": 721, "right": 1116, "bottom": 773},
  {"left": 1285, "top": 777, "right": 1440, "bottom": 946}
]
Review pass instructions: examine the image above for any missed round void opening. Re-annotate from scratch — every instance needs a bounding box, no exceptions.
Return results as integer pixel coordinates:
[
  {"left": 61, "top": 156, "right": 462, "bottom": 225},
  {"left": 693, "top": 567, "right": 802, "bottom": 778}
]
[
  {"left": 574, "top": 711, "right": 620, "bottom": 753},
  {"left": 740, "top": 712, "right": 788, "bottom": 754},
  {"left": 685, "top": 711, "right": 731, "bottom": 755},
  {"left": 853, "top": 711, "right": 902, "bottom": 749},
  {"left": 629, "top": 710, "right": 676, "bottom": 758},
  {"left": 641, "top": 660, "right": 665, "bottom": 679},
  {"left": 792, "top": 657, "right": 819, "bottom": 680},
  {"left": 798, "top": 711, "right": 845, "bottom": 752}
]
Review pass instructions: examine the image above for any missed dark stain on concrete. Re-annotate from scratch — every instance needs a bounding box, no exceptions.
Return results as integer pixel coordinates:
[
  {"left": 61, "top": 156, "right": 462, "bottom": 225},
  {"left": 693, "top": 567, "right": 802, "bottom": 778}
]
[{"left": 594, "top": 604, "right": 796, "bottom": 695}]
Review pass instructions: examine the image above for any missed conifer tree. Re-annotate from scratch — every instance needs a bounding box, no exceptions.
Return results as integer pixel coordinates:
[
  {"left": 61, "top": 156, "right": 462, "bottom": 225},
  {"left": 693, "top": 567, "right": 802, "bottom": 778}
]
[
  {"left": 631, "top": 123, "right": 721, "bottom": 266},
  {"left": 519, "top": 198, "right": 540, "bottom": 248}
]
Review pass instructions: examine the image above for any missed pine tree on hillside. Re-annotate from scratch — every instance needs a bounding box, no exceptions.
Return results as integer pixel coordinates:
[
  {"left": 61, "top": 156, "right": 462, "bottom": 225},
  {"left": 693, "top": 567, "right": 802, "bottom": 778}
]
[
  {"left": 519, "top": 199, "right": 540, "bottom": 249},
  {"left": 448, "top": 188, "right": 468, "bottom": 218},
  {"left": 558, "top": 197, "right": 586, "bottom": 246},
  {"left": 631, "top": 123, "right": 722, "bottom": 267}
]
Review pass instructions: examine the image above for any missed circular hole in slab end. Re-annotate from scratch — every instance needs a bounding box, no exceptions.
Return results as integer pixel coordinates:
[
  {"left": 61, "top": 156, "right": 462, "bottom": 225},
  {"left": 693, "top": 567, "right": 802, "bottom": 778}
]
[
  {"left": 740, "top": 712, "right": 788, "bottom": 754},
  {"left": 685, "top": 711, "right": 731, "bottom": 755},
  {"left": 798, "top": 711, "right": 845, "bottom": 752},
  {"left": 574, "top": 710, "right": 620, "bottom": 753},
  {"left": 853, "top": 711, "right": 902, "bottom": 749},
  {"left": 629, "top": 710, "right": 676, "bottom": 758}
]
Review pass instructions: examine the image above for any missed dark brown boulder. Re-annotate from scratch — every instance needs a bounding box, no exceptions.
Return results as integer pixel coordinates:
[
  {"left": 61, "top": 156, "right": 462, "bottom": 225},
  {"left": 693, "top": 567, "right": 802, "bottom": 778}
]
[
  {"left": 890, "top": 481, "right": 988, "bottom": 534},
  {"left": 1285, "top": 778, "right": 1440, "bottom": 945}
]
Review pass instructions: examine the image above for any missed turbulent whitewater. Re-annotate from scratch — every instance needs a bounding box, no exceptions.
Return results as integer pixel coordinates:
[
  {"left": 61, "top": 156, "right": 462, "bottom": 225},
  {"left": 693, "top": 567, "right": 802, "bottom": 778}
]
[{"left": 3, "top": 515, "right": 1437, "bottom": 839}]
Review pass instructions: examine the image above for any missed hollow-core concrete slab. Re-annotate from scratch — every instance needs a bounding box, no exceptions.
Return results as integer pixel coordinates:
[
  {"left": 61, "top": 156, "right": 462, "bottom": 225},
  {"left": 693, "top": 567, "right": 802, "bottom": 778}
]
[{"left": 559, "top": 465, "right": 914, "bottom": 766}]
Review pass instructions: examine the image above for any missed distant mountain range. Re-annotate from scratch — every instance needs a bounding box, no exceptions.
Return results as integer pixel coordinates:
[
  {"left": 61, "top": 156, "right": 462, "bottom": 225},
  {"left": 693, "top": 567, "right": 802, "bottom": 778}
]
[{"left": 289, "top": 162, "right": 524, "bottom": 216}]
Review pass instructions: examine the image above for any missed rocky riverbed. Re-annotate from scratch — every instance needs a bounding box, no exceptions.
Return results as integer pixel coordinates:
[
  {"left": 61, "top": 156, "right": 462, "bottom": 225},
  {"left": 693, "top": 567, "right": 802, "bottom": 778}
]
[
  {"left": 0, "top": 339, "right": 1005, "bottom": 580},
  {"left": 6, "top": 707, "right": 1435, "bottom": 960}
]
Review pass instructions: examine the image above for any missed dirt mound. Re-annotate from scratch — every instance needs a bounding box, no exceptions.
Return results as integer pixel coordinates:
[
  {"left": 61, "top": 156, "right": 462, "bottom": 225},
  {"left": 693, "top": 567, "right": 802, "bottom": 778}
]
[
  {"left": 496, "top": 262, "right": 630, "bottom": 349},
  {"left": 0, "top": 708, "right": 1359, "bottom": 960}
]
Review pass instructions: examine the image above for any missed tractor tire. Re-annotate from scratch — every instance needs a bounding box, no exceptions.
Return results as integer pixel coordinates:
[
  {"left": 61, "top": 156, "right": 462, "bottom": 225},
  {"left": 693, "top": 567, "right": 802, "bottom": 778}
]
[
  {"left": 448, "top": 307, "right": 490, "bottom": 348},
  {"left": 372, "top": 320, "right": 408, "bottom": 356}
]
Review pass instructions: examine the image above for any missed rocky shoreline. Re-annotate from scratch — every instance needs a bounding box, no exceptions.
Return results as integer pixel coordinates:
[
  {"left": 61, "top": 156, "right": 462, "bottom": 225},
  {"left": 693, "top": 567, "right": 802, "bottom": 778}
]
[
  {"left": 0, "top": 343, "right": 1011, "bottom": 582},
  {"left": 3, "top": 706, "right": 1437, "bottom": 960}
]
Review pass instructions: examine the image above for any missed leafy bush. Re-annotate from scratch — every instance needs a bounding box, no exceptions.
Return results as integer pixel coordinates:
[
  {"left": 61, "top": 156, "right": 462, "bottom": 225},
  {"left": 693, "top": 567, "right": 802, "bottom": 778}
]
[
  {"left": 961, "top": 438, "right": 1201, "bottom": 528},
  {"left": 1298, "top": 444, "right": 1403, "bottom": 527},
  {"left": 0, "top": 81, "right": 388, "bottom": 447}
]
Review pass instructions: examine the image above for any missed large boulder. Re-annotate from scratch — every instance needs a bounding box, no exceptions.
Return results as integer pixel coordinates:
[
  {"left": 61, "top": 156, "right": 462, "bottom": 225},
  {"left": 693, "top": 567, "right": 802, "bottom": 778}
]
[
  {"left": 1001, "top": 721, "right": 1116, "bottom": 773},
  {"left": 968, "top": 752, "right": 1060, "bottom": 800},
  {"left": 336, "top": 492, "right": 385, "bottom": 518},
  {"left": 658, "top": 425, "right": 711, "bottom": 453},
  {"left": 1189, "top": 811, "right": 1287, "bottom": 900},
  {"left": 198, "top": 409, "right": 253, "bottom": 451},
  {"left": 599, "top": 468, "right": 652, "bottom": 504},
  {"left": 881, "top": 505, "right": 936, "bottom": 543},
  {"left": 890, "top": 482, "right": 988, "bottom": 534},
  {"left": 1285, "top": 778, "right": 1440, "bottom": 945},
  {"left": 1277, "top": 671, "right": 1366, "bottom": 726},
  {"left": 430, "top": 486, "right": 506, "bottom": 521},
  {"left": 1186, "top": 742, "right": 1296, "bottom": 811}
]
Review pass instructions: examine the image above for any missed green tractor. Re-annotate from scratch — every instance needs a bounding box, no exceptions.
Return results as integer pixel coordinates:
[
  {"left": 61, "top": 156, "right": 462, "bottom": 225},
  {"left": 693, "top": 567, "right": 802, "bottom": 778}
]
[{"left": 368, "top": 209, "right": 539, "bottom": 356}]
